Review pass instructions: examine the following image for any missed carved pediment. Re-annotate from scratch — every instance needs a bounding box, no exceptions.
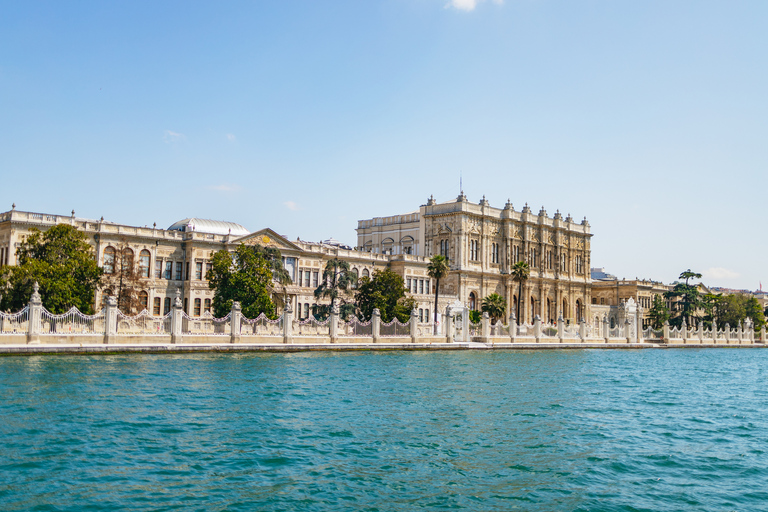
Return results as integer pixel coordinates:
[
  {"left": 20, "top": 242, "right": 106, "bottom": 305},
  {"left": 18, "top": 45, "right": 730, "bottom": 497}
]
[
  {"left": 437, "top": 222, "right": 453, "bottom": 235},
  {"left": 232, "top": 228, "right": 303, "bottom": 253}
]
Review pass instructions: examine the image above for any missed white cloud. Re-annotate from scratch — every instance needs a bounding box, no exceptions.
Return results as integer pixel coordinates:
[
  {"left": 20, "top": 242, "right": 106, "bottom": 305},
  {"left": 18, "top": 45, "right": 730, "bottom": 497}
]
[
  {"left": 226, "top": 133, "right": 236, "bottom": 141},
  {"left": 703, "top": 267, "right": 740, "bottom": 280},
  {"left": 284, "top": 201, "right": 299, "bottom": 211},
  {"left": 163, "top": 130, "right": 186, "bottom": 143},
  {"left": 209, "top": 184, "right": 241, "bottom": 193},
  {"left": 446, "top": 0, "right": 502, "bottom": 11}
]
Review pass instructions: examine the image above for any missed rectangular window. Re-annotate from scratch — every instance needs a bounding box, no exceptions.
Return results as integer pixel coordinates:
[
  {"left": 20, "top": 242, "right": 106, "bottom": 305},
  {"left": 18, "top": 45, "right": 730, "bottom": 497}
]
[
  {"left": 312, "top": 271, "right": 319, "bottom": 288},
  {"left": 163, "top": 297, "right": 171, "bottom": 315},
  {"left": 425, "top": 308, "right": 429, "bottom": 323},
  {"left": 155, "top": 259, "right": 162, "bottom": 279},
  {"left": 175, "top": 262, "right": 183, "bottom": 280},
  {"left": 194, "top": 298, "right": 201, "bottom": 316},
  {"left": 184, "top": 298, "right": 188, "bottom": 314},
  {"left": 195, "top": 262, "right": 203, "bottom": 280},
  {"left": 407, "top": 278, "right": 411, "bottom": 291},
  {"left": 298, "top": 270, "right": 304, "bottom": 287},
  {"left": 426, "top": 279, "right": 430, "bottom": 294},
  {"left": 164, "top": 261, "right": 172, "bottom": 280},
  {"left": 153, "top": 297, "right": 161, "bottom": 315},
  {"left": 304, "top": 303, "right": 309, "bottom": 319},
  {"left": 305, "top": 271, "right": 311, "bottom": 288},
  {"left": 419, "top": 279, "right": 424, "bottom": 295},
  {"left": 204, "top": 298, "right": 211, "bottom": 314},
  {"left": 185, "top": 262, "right": 190, "bottom": 280},
  {"left": 419, "top": 308, "right": 424, "bottom": 322}
]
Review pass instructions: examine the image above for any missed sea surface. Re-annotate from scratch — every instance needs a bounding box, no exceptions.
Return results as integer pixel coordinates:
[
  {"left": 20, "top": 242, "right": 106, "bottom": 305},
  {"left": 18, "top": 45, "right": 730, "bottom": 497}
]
[{"left": 1, "top": 349, "right": 767, "bottom": 511}]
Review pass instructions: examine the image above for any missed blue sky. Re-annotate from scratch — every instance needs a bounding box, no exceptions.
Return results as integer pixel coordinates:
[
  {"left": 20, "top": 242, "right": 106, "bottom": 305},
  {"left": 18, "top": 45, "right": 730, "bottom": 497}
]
[{"left": 1, "top": 1, "right": 766, "bottom": 290}]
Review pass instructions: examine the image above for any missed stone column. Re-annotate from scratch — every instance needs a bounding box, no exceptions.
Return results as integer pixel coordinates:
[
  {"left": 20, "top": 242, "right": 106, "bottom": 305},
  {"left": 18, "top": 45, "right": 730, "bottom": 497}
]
[
  {"left": 636, "top": 306, "right": 643, "bottom": 343},
  {"left": 761, "top": 324, "right": 766, "bottom": 344},
  {"left": 534, "top": 314, "right": 541, "bottom": 343},
  {"left": 681, "top": 319, "right": 687, "bottom": 343},
  {"left": 725, "top": 323, "right": 730, "bottom": 343},
  {"left": 329, "top": 306, "right": 339, "bottom": 344},
  {"left": 445, "top": 306, "right": 454, "bottom": 343},
  {"left": 738, "top": 321, "right": 743, "bottom": 344},
  {"left": 481, "top": 311, "right": 490, "bottom": 342},
  {"left": 557, "top": 312, "right": 564, "bottom": 343},
  {"left": 604, "top": 316, "right": 610, "bottom": 343},
  {"left": 461, "top": 306, "right": 469, "bottom": 343},
  {"left": 579, "top": 317, "right": 586, "bottom": 342},
  {"left": 509, "top": 310, "right": 517, "bottom": 343},
  {"left": 697, "top": 321, "right": 703, "bottom": 343},
  {"left": 229, "top": 301, "right": 242, "bottom": 344},
  {"left": 625, "top": 319, "right": 632, "bottom": 344},
  {"left": 104, "top": 296, "right": 118, "bottom": 345},
  {"left": 170, "top": 292, "right": 183, "bottom": 344},
  {"left": 662, "top": 320, "right": 669, "bottom": 343},
  {"left": 27, "top": 282, "right": 42, "bottom": 345},
  {"left": 282, "top": 303, "right": 292, "bottom": 345},
  {"left": 712, "top": 320, "right": 718, "bottom": 343},
  {"left": 749, "top": 320, "right": 755, "bottom": 343},
  {"left": 410, "top": 308, "right": 419, "bottom": 344},
  {"left": 372, "top": 308, "right": 381, "bottom": 343}
]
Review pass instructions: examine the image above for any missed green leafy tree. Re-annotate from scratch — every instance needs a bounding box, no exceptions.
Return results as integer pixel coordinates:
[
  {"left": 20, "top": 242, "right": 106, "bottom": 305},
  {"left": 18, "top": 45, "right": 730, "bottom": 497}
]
[
  {"left": 248, "top": 244, "right": 292, "bottom": 310},
  {"left": 745, "top": 297, "right": 765, "bottom": 333},
  {"left": 206, "top": 244, "right": 277, "bottom": 319},
  {"left": 354, "top": 269, "right": 417, "bottom": 323},
  {"left": 481, "top": 293, "right": 507, "bottom": 325},
  {"left": 510, "top": 261, "right": 530, "bottom": 324},
  {"left": 427, "top": 255, "right": 450, "bottom": 331},
  {"left": 0, "top": 224, "right": 103, "bottom": 314},
  {"left": 469, "top": 310, "right": 482, "bottom": 324},
  {"left": 647, "top": 294, "right": 670, "bottom": 329},
  {"left": 665, "top": 269, "right": 703, "bottom": 326},
  {"left": 313, "top": 258, "right": 357, "bottom": 320}
]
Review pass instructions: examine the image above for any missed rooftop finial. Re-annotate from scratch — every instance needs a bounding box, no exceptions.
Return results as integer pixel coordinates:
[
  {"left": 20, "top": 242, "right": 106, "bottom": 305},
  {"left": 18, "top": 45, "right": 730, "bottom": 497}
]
[{"left": 11, "top": 203, "right": 16, "bottom": 210}]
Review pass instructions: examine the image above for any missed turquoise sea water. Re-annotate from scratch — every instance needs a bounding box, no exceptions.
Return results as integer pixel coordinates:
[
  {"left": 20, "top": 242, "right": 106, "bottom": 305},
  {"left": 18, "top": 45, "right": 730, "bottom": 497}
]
[{"left": 1, "top": 349, "right": 767, "bottom": 511}]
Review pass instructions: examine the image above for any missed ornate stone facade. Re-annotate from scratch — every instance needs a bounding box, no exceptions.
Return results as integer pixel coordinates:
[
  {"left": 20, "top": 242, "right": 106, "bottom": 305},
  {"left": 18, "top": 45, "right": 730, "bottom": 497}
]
[{"left": 357, "top": 194, "right": 593, "bottom": 323}]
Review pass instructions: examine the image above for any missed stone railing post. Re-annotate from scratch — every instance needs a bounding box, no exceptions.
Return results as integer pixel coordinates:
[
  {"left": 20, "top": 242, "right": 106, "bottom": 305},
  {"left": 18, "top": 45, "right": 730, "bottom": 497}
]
[
  {"left": 461, "top": 306, "right": 470, "bottom": 343},
  {"left": 636, "top": 306, "right": 643, "bottom": 343},
  {"left": 761, "top": 324, "right": 766, "bottom": 344},
  {"left": 724, "top": 323, "right": 730, "bottom": 343},
  {"left": 625, "top": 319, "right": 632, "bottom": 344},
  {"left": 509, "top": 311, "right": 517, "bottom": 343},
  {"left": 697, "top": 321, "right": 703, "bottom": 343},
  {"left": 681, "top": 319, "right": 687, "bottom": 343},
  {"left": 329, "top": 306, "right": 339, "bottom": 343},
  {"left": 230, "top": 301, "right": 242, "bottom": 344},
  {"left": 27, "top": 282, "right": 43, "bottom": 345},
  {"left": 579, "top": 317, "right": 586, "bottom": 341},
  {"left": 662, "top": 320, "right": 669, "bottom": 343},
  {"left": 749, "top": 320, "right": 755, "bottom": 343},
  {"left": 737, "top": 320, "right": 743, "bottom": 344},
  {"left": 557, "top": 313, "right": 565, "bottom": 343},
  {"left": 170, "top": 293, "right": 183, "bottom": 344},
  {"left": 372, "top": 308, "right": 381, "bottom": 343},
  {"left": 282, "top": 303, "right": 292, "bottom": 345},
  {"left": 410, "top": 308, "right": 419, "bottom": 344},
  {"left": 534, "top": 315, "right": 542, "bottom": 343},
  {"left": 481, "top": 311, "right": 490, "bottom": 342},
  {"left": 712, "top": 320, "right": 718, "bottom": 343},
  {"left": 104, "top": 296, "right": 118, "bottom": 344},
  {"left": 604, "top": 316, "right": 610, "bottom": 343},
  {"left": 445, "top": 306, "right": 454, "bottom": 343}
]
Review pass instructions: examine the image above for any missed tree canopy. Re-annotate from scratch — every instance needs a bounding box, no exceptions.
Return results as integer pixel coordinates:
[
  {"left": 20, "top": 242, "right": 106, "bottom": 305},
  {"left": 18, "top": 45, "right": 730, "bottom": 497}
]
[
  {"left": 510, "top": 261, "right": 530, "bottom": 323},
  {"left": 313, "top": 258, "right": 357, "bottom": 320},
  {"left": 703, "top": 293, "right": 765, "bottom": 332},
  {"left": 481, "top": 293, "right": 507, "bottom": 324},
  {"left": 206, "top": 244, "right": 278, "bottom": 319},
  {"left": 354, "top": 269, "right": 417, "bottom": 323},
  {"left": 0, "top": 224, "right": 103, "bottom": 314},
  {"left": 665, "top": 269, "right": 703, "bottom": 326},
  {"left": 647, "top": 294, "right": 670, "bottom": 329},
  {"left": 427, "top": 255, "right": 450, "bottom": 329}
]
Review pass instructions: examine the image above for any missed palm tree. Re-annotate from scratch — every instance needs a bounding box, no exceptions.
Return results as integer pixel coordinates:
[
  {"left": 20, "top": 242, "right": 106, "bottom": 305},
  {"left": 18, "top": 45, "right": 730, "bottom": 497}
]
[
  {"left": 510, "top": 261, "right": 530, "bottom": 324},
  {"left": 427, "top": 255, "right": 450, "bottom": 334},
  {"left": 314, "top": 258, "right": 357, "bottom": 319},
  {"left": 481, "top": 293, "right": 507, "bottom": 325}
]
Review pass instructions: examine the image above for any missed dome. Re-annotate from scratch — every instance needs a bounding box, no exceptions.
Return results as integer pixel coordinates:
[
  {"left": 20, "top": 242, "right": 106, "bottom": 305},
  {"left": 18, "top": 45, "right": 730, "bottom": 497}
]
[{"left": 167, "top": 218, "right": 250, "bottom": 237}]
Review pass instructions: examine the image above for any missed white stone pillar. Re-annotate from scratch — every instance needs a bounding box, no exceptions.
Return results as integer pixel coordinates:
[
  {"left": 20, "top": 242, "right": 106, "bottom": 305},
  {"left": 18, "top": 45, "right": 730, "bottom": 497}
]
[
  {"left": 481, "top": 311, "right": 490, "bottom": 341},
  {"left": 534, "top": 314, "right": 541, "bottom": 343},
  {"left": 625, "top": 319, "right": 632, "bottom": 344},
  {"left": 681, "top": 318, "right": 687, "bottom": 343},
  {"left": 372, "top": 308, "right": 381, "bottom": 343},
  {"left": 461, "top": 306, "right": 469, "bottom": 343},
  {"left": 579, "top": 317, "right": 586, "bottom": 342},
  {"left": 712, "top": 320, "right": 718, "bottom": 343},
  {"left": 27, "top": 282, "right": 42, "bottom": 345},
  {"left": 697, "top": 321, "right": 703, "bottom": 343},
  {"left": 330, "top": 306, "right": 339, "bottom": 344},
  {"left": 662, "top": 320, "right": 669, "bottom": 343},
  {"left": 170, "top": 293, "right": 183, "bottom": 344},
  {"left": 557, "top": 312, "right": 564, "bottom": 343},
  {"left": 604, "top": 316, "right": 611, "bottom": 343},
  {"left": 725, "top": 323, "right": 731, "bottom": 343},
  {"left": 410, "top": 308, "right": 419, "bottom": 344},
  {"left": 282, "top": 303, "right": 292, "bottom": 345},
  {"left": 509, "top": 310, "right": 517, "bottom": 343},
  {"left": 104, "top": 296, "right": 118, "bottom": 345},
  {"left": 737, "top": 320, "right": 743, "bottom": 344},
  {"left": 761, "top": 324, "right": 766, "bottom": 344},
  {"left": 445, "top": 306, "right": 454, "bottom": 343}
]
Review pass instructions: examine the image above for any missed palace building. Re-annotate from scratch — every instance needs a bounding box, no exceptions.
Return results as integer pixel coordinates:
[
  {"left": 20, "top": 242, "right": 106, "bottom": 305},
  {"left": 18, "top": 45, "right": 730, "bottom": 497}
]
[{"left": 0, "top": 193, "right": 594, "bottom": 324}]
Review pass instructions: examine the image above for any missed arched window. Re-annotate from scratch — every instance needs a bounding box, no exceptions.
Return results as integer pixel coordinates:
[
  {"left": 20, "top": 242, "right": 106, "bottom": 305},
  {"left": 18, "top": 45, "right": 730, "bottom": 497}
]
[
  {"left": 469, "top": 292, "right": 477, "bottom": 311},
  {"left": 103, "top": 247, "right": 115, "bottom": 274},
  {"left": 194, "top": 298, "right": 201, "bottom": 316},
  {"left": 153, "top": 297, "right": 161, "bottom": 315},
  {"left": 363, "top": 241, "right": 372, "bottom": 253},
  {"left": 139, "top": 291, "right": 149, "bottom": 311},
  {"left": 121, "top": 248, "right": 134, "bottom": 275},
  {"left": 362, "top": 269, "right": 370, "bottom": 278},
  {"left": 163, "top": 297, "right": 171, "bottom": 315},
  {"left": 531, "top": 297, "right": 536, "bottom": 321},
  {"left": 562, "top": 299, "right": 568, "bottom": 319},
  {"left": 401, "top": 236, "right": 414, "bottom": 255},
  {"left": 204, "top": 298, "right": 211, "bottom": 314},
  {"left": 139, "top": 250, "right": 151, "bottom": 278},
  {"left": 576, "top": 299, "right": 582, "bottom": 322},
  {"left": 382, "top": 238, "right": 394, "bottom": 255},
  {"left": 350, "top": 268, "right": 359, "bottom": 289},
  {"left": 547, "top": 298, "right": 552, "bottom": 323}
]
